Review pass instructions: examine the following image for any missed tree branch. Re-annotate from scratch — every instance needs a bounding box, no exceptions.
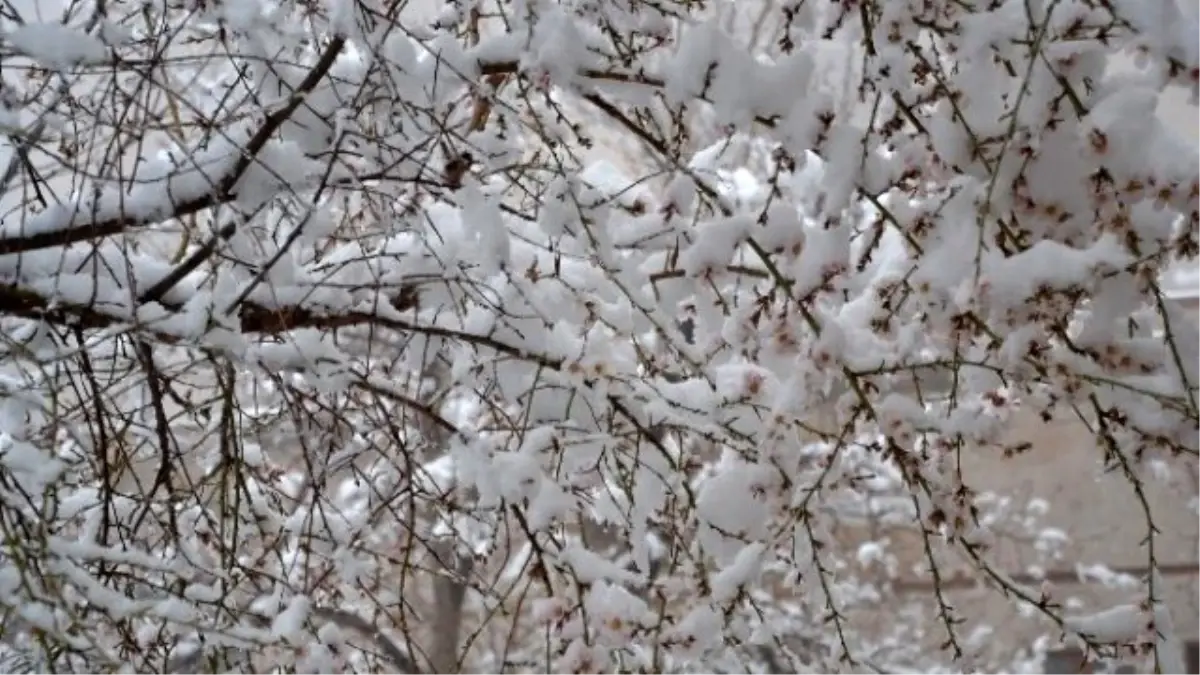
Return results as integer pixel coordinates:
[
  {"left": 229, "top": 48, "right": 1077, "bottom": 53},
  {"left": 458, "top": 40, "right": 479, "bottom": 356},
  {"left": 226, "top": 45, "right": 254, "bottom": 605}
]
[
  {"left": 0, "top": 36, "right": 347, "bottom": 259},
  {"left": 0, "top": 282, "right": 419, "bottom": 342},
  {"left": 0, "top": 58, "right": 671, "bottom": 259}
]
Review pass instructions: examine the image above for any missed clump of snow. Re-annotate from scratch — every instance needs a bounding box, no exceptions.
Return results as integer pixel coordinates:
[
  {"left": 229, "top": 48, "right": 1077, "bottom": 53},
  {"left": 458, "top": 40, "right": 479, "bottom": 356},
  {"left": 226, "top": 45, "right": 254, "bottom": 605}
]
[{"left": 4, "top": 23, "right": 108, "bottom": 68}]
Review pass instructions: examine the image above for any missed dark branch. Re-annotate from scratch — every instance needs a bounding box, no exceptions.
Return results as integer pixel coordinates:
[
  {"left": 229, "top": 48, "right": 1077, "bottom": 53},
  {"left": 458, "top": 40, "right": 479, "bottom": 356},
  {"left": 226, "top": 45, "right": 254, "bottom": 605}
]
[{"left": 0, "top": 282, "right": 419, "bottom": 341}]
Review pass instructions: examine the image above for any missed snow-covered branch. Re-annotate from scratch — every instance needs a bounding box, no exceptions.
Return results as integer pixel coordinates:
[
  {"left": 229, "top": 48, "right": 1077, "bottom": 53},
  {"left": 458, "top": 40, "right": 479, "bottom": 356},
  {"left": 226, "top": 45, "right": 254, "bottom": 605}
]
[{"left": 0, "top": 0, "right": 1193, "bottom": 672}]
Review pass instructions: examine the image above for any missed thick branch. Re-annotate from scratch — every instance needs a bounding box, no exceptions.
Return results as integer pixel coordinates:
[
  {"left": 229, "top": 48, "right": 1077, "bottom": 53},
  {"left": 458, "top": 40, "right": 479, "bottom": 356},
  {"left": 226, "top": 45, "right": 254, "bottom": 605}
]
[
  {"left": 0, "top": 282, "right": 418, "bottom": 341},
  {"left": 0, "top": 36, "right": 347, "bottom": 259}
]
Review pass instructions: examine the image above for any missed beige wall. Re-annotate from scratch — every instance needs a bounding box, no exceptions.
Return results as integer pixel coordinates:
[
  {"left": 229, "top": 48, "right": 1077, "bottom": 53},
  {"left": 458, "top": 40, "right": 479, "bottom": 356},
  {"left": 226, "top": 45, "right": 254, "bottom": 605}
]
[{"left": 970, "top": 409, "right": 1198, "bottom": 631}]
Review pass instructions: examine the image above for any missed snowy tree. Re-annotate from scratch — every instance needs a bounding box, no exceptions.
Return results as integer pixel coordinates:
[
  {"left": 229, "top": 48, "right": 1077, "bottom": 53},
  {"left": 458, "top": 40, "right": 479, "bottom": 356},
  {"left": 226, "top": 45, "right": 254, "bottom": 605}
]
[{"left": 0, "top": 0, "right": 1194, "bottom": 672}]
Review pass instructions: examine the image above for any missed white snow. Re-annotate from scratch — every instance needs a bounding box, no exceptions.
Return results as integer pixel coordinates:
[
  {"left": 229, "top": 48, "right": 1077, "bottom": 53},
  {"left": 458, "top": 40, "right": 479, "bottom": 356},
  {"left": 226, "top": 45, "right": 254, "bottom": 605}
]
[{"left": 4, "top": 23, "right": 108, "bottom": 68}]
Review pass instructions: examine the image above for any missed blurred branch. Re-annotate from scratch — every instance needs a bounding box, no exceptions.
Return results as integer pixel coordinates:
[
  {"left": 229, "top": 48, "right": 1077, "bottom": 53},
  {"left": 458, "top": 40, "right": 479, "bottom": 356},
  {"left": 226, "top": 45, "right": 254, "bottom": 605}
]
[
  {"left": 312, "top": 607, "right": 421, "bottom": 674},
  {"left": 414, "top": 359, "right": 474, "bottom": 674},
  {"left": 426, "top": 539, "right": 475, "bottom": 674}
]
